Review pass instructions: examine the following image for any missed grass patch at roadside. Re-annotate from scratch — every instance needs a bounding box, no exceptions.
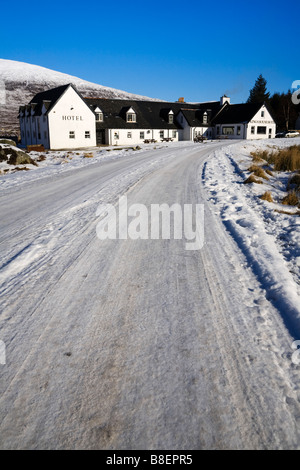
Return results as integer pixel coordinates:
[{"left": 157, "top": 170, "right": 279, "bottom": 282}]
[
  {"left": 247, "top": 164, "right": 269, "bottom": 180},
  {"left": 281, "top": 191, "right": 299, "bottom": 206},
  {"left": 259, "top": 191, "right": 273, "bottom": 202},
  {"left": 243, "top": 174, "right": 263, "bottom": 184}
]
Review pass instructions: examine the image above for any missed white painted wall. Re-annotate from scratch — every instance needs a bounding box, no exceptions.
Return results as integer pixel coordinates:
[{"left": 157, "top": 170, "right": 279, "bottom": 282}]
[
  {"left": 193, "top": 127, "right": 213, "bottom": 139},
  {"left": 176, "top": 111, "right": 212, "bottom": 140},
  {"left": 214, "top": 105, "right": 276, "bottom": 140},
  {"left": 20, "top": 113, "right": 50, "bottom": 148},
  {"left": 246, "top": 104, "right": 276, "bottom": 140},
  {"left": 107, "top": 128, "right": 178, "bottom": 145},
  {"left": 176, "top": 112, "right": 192, "bottom": 141},
  {"left": 48, "top": 86, "right": 96, "bottom": 149},
  {"left": 19, "top": 115, "right": 26, "bottom": 145},
  {"left": 215, "top": 123, "right": 246, "bottom": 140}
]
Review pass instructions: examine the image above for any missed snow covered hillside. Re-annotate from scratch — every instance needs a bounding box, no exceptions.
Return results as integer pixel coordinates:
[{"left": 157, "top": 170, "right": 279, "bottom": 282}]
[{"left": 0, "top": 59, "right": 160, "bottom": 135}]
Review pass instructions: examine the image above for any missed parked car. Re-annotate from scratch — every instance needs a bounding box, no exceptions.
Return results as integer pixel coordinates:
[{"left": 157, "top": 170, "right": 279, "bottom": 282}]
[
  {"left": 275, "top": 131, "right": 287, "bottom": 138},
  {"left": 285, "top": 130, "right": 300, "bottom": 137}
]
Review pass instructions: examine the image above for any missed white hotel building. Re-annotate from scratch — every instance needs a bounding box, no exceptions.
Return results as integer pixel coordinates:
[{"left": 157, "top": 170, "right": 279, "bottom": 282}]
[
  {"left": 19, "top": 84, "right": 96, "bottom": 149},
  {"left": 19, "top": 84, "right": 277, "bottom": 149}
]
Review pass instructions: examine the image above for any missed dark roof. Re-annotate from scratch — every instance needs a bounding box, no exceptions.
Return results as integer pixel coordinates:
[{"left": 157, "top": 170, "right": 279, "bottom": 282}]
[
  {"left": 212, "top": 102, "right": 264, "bottom": 124},
  {"left": 179, "top": 102, "right": 221, "bottom": 127},
  {"left": 85, "top": 98, "right": 179, "bottom": 129},
  {"left": 84, "top": 98, "right": 221, "bottom": 130},
  {"left": 28, "top": 84, "right": 71, "bottom": 115},
  {"left": 27, "top": 84, "right": 92, "bottom": 116},
  {"left": 23, "top": 83, "right": 272, "bottom": 128}
]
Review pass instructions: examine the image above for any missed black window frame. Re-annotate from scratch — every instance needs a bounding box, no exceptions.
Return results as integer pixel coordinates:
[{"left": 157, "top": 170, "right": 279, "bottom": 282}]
[{"left": 257, "top": 126, "right": 267, "bottom": 135}]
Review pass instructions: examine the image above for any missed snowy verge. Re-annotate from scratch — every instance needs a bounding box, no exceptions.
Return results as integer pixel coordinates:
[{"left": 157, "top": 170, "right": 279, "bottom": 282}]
[
  {"left": 0, "top": 141, "right": 203, "bottom": 190},
  {"left": 202, "top": 137, "right": 300, "bottom": 337}
]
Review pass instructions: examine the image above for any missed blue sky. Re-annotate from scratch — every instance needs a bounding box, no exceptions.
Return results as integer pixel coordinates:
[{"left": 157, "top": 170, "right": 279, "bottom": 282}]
[{"left": 1, "top": 0, "right": 298, "bottom": 103}]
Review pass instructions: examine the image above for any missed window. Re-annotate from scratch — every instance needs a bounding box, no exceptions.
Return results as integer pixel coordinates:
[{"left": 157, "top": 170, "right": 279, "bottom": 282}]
[
  {"left": 69, "top": 131, "right": 75, "bottom": 139},
  {"left": 203, "top": 112, "right": 207, "bottom": 124},
  {"left": 114, "top": 132, "right": 119, "bottom": 139},
  {"left": 127, "top": 113, "right": 136, "bottom": 122},
  {"left": 261, "top": 110, "right": 265, "bottom": 117},
  {"left": 44, "top": 131, "right": 47, "bottom": 139},
  {"left": 127, "top": 132, "right": 132, "bottom": 138},
  {"left": 222, "top": 126, "right": 234, "bottom": 135},
  {"left": 96, "top": 112, "right": 103, "bottom": 122},
  {"left": 140, "top": 132, "right": 145, "bottom": 139},
  {"left": 160, "top": 131, "right": 164, "bottom": 138},
  {"left": 85, "top": 131, "right": 90, "bottom": 138},
  {"left": 237, "top": 126, "right": 241, "bottom": 135},
  {"left": 126, "top": 107, "right": 137, "bottom": 123},
  {"left": 251, "top": 126, "right": 255, "bottom": 134},
  {"left": 168, "top": 112, "right": 174, "bottom": 124},
  {"left": 257, "top": 126, "right": 266, "bottom": 134},
  {"left": 173, "top": 131, "right": 177, "bottom": 138}
]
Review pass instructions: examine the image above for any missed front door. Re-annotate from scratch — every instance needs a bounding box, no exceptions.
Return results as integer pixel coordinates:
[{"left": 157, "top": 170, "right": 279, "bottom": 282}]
[{"left": 96, "top": 129, "right": 105, "bottom": 145}]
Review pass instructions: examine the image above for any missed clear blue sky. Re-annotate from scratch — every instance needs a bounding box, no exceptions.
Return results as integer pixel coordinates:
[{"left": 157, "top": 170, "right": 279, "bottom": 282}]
[{"left": 1, "top": 0, "right": 298, "bottom": 103}]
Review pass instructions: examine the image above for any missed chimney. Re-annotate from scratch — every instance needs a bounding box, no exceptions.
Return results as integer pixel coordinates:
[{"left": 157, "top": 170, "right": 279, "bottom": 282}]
[
  {"left": 220, "top": 95, "right": 230, "bottom": 105},
  {"left": 178, "top": 97, "right": 185, "bottom": 103}
]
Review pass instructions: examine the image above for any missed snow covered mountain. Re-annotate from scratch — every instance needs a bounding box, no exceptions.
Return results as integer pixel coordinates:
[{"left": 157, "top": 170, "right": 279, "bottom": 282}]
[{"left": 0, "top": 59, "right": 160, "bottom": 135}]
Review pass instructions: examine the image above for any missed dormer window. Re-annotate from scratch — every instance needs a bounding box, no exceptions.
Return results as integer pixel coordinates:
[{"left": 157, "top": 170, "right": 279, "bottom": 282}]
[
  {"left": 126, "top": 107, "right": 136, "bottom": 123},
  {"left": 203, "top": 112, "right": 208, "bottom": 124},
  {"left": 95, "top": 107, "right": 104, "bottom": 122},
  {"left": 168, "top": 110, "right": 174, "bottom": 124}
]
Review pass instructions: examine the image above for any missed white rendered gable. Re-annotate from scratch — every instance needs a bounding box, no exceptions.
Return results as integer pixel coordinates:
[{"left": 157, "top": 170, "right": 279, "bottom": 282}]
[{"left": 47, "top": 86, "right": 96, "bottom": 149}]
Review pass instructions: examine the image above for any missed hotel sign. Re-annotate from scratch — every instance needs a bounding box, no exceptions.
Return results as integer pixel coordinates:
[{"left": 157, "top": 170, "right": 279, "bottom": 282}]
[
  {"left": 62, "top": 116, "right": 83, "bottom": 121},
  {"left": 250, "top": 120, "right": 273, "bottom": 124}
]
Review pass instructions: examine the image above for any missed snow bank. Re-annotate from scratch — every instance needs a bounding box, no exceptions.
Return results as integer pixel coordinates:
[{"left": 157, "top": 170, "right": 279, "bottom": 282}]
[
  {"left": 0, "top": 141, "right": 198, "bottom": 189},
  {"left": 203, "top": 137, "right": 300, "bottom": 337}
]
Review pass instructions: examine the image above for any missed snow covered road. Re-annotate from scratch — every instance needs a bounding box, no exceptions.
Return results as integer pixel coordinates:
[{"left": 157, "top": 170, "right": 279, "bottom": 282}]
[{"left": 0, "top": 142, "right": 299, "bottom": 449}]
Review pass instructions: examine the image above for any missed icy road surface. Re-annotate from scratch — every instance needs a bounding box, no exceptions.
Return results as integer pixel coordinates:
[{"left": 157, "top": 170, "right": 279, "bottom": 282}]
[{"left": 0, "top": 142, "right": 299, "bottom": 449}]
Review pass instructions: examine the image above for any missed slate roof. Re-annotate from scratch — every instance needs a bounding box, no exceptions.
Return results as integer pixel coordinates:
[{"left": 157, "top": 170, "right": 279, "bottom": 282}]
[
  {"left": 179, "top": 102, "right": 221, "bottom": 127},
  {"left": 20, "top": 84, "right": 92, "bottom": 117},
  {"left": 26, "top": 84, "right": 71, "bottom": 116},
  {"left": 20, "top": 83, "right": 274, "bottom": 130},
  {"left": 84, "top": 98, "right": 222, "bottom": 130},
  {"left": 84, "top": 98, "right": 181, "bottom": 130},
  {"left": 212, "top": 102, "right": 265, "bottom": 124}
]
